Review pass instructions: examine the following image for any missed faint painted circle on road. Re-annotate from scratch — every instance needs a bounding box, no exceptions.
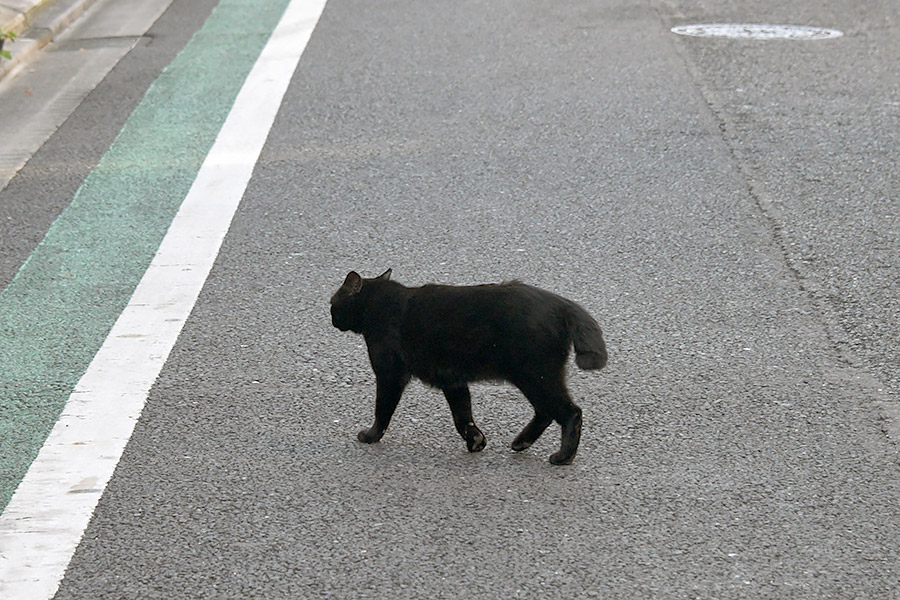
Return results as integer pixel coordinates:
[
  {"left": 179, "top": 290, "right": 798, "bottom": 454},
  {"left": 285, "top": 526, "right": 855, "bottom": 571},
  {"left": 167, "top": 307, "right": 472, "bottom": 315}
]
[{"left": 671, "top": 24, "right": 843, "bottom": 40}]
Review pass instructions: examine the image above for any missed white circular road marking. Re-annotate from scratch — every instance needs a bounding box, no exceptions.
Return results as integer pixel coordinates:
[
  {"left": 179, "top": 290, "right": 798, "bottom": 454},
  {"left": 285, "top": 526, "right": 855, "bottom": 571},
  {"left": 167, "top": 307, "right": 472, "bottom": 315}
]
[{"left": 671, "top": 23, "right": 844, "bottom": 40}]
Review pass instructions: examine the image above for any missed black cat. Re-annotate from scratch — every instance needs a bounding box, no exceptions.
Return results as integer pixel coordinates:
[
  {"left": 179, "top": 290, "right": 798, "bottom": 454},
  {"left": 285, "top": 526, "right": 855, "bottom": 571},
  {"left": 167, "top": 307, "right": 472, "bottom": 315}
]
[{"left": 330, "top": 269, "right": 607, "bottom": 465}]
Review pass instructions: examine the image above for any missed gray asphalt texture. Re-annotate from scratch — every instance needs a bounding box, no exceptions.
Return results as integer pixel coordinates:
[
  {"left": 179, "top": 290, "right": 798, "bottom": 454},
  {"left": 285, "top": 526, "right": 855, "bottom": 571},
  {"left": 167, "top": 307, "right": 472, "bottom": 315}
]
[
  {"left": 10, "top": 0, "right": 899, "bottom": 597},
  {"left": 667, "top": 0, "right": 900, "bottom": 405}
]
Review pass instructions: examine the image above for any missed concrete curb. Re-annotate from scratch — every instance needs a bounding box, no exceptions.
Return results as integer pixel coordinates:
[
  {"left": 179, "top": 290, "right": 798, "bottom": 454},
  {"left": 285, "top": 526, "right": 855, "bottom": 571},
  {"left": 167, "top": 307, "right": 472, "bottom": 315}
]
[{"left": 0, "top": 0, "right": 103, "bottom": 81}]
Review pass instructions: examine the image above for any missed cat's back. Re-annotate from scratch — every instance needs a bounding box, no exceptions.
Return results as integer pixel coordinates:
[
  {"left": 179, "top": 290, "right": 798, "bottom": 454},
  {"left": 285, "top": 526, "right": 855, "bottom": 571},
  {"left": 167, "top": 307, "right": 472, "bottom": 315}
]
[
  {"left": 403, "top": 280, "right": 565, "bottom": 327},
  {"left": 410, "top": 280, "right": 525, "bottom": 310}
]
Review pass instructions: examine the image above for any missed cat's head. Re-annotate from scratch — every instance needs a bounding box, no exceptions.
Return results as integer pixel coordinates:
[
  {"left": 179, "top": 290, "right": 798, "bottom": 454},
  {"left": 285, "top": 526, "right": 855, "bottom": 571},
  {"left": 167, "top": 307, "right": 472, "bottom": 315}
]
[{"left": 330, "top": 269, "right": 392, "bottom": 332}]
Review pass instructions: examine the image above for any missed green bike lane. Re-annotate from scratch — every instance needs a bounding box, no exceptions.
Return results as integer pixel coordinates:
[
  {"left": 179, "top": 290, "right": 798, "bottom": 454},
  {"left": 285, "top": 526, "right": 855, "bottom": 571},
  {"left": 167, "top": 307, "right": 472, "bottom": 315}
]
[{"left": 0, "top": 0, "right": 293, "bottom": 513}]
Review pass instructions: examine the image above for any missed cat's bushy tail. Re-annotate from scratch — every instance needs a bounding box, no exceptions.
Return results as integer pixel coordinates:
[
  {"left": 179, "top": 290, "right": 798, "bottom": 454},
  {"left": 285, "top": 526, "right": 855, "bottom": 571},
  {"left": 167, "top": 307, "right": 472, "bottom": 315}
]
[{"left": 565, "top": 302, "right": 608, "bottom": 370}]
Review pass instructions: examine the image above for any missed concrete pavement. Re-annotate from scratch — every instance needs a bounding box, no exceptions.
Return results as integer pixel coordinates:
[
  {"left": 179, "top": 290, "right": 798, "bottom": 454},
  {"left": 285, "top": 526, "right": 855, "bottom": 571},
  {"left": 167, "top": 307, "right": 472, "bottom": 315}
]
[{"left": 0, "top": 0, "right": 102, "bottom": 80}]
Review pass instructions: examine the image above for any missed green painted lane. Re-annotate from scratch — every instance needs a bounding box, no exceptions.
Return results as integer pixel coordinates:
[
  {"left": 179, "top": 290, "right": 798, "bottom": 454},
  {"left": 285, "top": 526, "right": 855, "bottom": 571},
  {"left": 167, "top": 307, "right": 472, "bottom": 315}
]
[{"left": 0, "top": 0, "right": 292, "bottom": 512}]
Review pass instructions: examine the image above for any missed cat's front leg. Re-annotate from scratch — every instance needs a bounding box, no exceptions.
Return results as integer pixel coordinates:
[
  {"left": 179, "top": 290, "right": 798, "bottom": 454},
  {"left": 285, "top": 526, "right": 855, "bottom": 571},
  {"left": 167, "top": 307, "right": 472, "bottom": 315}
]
[
  {"left": 358, "top": 367, "right": 409, "bottom": 444},
  {"left": 442, "top": 385, "right": 486, "bottom": 452}
]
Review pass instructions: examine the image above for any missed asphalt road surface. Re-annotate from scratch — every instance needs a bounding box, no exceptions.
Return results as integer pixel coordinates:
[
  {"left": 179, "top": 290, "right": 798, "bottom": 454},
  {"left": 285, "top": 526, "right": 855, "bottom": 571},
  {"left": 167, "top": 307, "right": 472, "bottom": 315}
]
[{"left": 2, "top": 0, "right": 899, "bottom": 598}]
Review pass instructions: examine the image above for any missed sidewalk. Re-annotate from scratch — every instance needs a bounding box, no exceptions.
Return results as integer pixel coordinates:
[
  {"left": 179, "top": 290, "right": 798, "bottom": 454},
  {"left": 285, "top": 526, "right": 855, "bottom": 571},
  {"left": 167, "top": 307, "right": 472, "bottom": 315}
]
[{"left": 0, "top": 0, "right": 101, "bottom": 81}]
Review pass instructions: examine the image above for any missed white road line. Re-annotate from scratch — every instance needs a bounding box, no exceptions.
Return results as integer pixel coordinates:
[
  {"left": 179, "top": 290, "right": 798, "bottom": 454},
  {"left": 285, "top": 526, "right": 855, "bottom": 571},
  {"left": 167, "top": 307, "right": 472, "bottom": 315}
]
[
  {"left": 0, "top": 0, "right": 327, "bottom": 597},
  {"left": 670, "top": 23, "right": 843, "bottom": 40}
]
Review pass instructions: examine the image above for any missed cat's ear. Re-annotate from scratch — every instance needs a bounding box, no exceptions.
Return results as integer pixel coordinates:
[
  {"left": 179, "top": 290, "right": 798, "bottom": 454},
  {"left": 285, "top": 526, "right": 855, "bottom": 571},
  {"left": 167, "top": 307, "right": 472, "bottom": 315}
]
[
  {"left": 341, "top": 271, "right": 363, "bottom": 295},
  {"left": 377, "top": 268, "right": 392, "bottom": 281}
]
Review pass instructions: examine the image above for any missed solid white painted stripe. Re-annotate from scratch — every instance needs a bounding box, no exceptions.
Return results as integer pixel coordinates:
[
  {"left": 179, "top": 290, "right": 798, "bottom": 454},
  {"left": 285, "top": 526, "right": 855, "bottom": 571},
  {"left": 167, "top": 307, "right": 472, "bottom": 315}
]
[{"left": 0, "top": 0, "right": 327, "bottom": 597}]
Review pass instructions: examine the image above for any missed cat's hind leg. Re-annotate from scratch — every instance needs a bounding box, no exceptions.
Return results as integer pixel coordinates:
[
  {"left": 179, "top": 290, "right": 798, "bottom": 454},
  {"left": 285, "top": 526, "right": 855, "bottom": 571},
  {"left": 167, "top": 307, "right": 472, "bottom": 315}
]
[
  {"left": 442, "top": 385, "right": 486, "bottom": 452},
  {"left": 514, "top": 376, "right": 582, "bottom": 465},
  {"left": 511, "top": 411, "right": 553, "bottom": 451},
  {"left": 549, "top": 404, "right": 582, "bottom": 465}
]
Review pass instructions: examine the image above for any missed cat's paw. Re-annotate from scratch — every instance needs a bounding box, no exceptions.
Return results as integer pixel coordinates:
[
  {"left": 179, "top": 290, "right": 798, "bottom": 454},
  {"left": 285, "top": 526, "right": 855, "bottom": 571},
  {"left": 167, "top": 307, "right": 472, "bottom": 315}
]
[
  {"left": 466, "top": 428, "right": 486, "bottom": 453},
  {"left": 548, "top": 450, "right": 576, "bottom": 465},
  {"left": 510, "top": 436, "right": 533, "bottom": 452},
  {"left": 357, "top": 427, "right": 383, "bottom": 444}
]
